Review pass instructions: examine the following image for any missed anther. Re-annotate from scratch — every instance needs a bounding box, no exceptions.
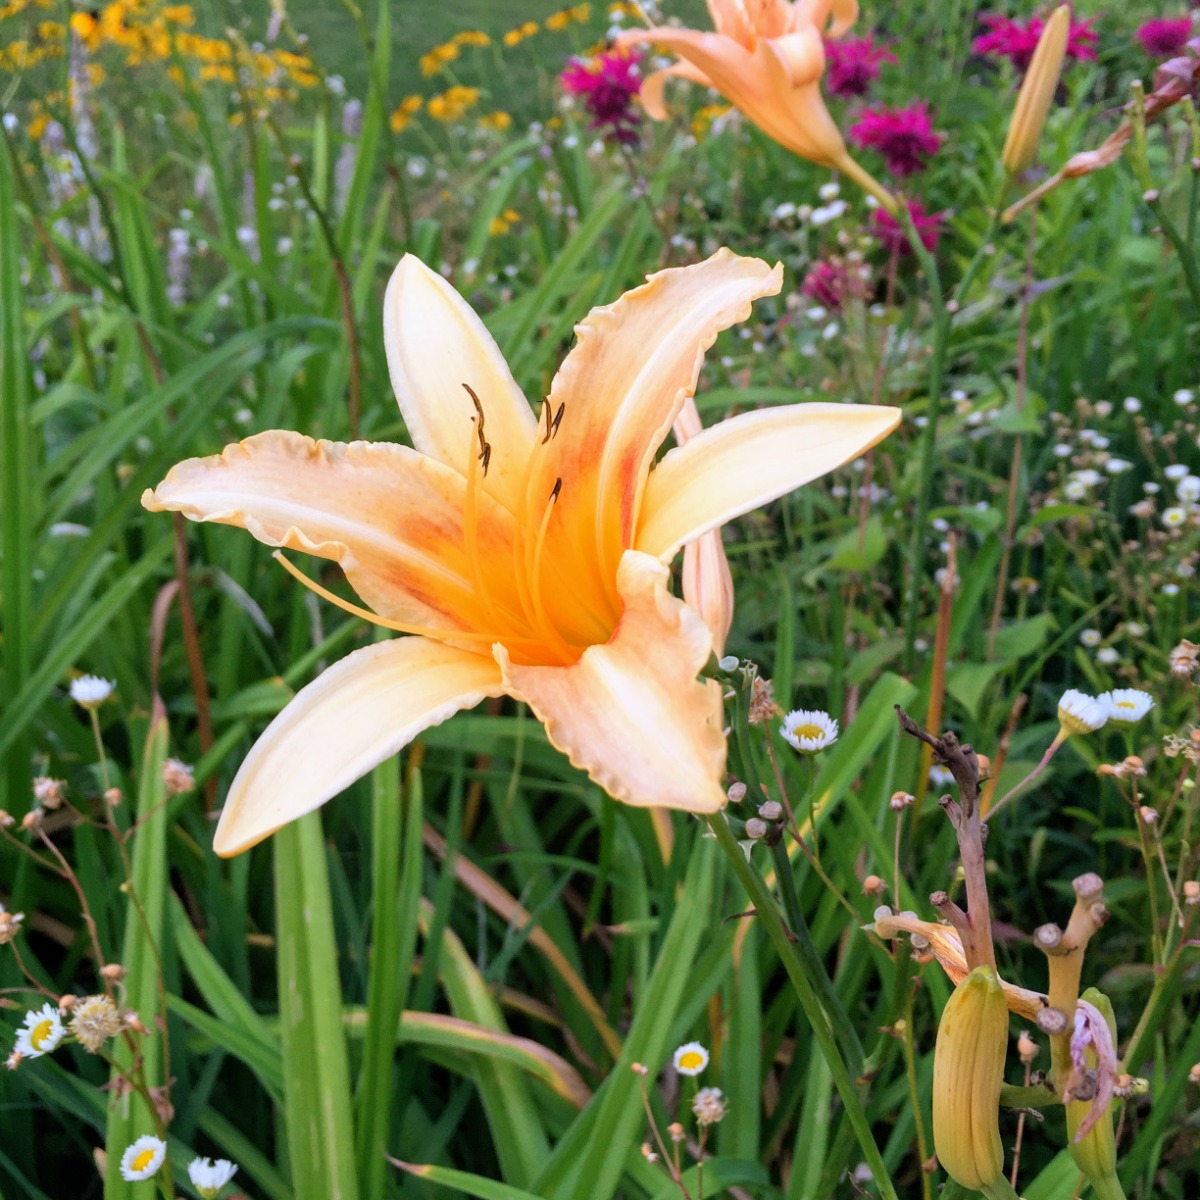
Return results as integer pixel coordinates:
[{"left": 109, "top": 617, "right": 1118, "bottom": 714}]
[
  {"left": 550, "top": 476, "right": 562, "bottom": 502},
  {"left": 462, "top": 383, "right": 491, "bottom": 476},
  {"left": 541, "top": 400, "right": 565, "bottom": 443}
]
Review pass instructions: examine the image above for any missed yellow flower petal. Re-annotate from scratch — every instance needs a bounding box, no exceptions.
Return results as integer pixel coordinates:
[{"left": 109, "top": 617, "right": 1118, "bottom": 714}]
[
  {"left": 383, "top": 254, "right": 537, "bottom": 515},
  {"left": 497, "top": 551, "right": 726, "bottom": 814},
  {"left": 523, "top": 249, "right": 782, "bottom": 628},
  {"left": 143, "top": 431, "right": 522, "bottom": 637},
  {"left": 636, "top": 402, "right": 901, "bottom": 561},
  {"left": 214, "top": 638, "right": 505, "bottom": 855}
]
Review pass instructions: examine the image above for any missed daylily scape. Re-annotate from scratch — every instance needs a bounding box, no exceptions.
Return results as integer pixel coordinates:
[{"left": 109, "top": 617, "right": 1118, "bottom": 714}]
[{"left": 144, "top": 250, "right": 900, "bottom": 855}]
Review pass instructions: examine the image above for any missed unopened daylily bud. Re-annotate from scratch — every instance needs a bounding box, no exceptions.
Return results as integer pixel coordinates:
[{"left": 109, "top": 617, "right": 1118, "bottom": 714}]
[
  {"left": 1002, "top": 5, "right": 1071, "bottom": 177},
  {"left": 933, "top": 966, "right": 1008, "bottom": 1191}
]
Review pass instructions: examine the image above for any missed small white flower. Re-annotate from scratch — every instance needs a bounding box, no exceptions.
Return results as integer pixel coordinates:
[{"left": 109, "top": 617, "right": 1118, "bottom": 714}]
[
  {"left": 1163, "top": 582, "right": 1181, "bottom": 596},
  {"left": 928, "top": 765, "right": 954, "bottom": 787},
  {"left": 1080, "top": 628, "right": 1102, "bottom": 648},
  {"left": 771, "top": 201, "right": 796, "bottom": 221},
  {"left": 780, "top": 709, "right": 839, "bottom": 754},
  {"left": 1173, "top": 388, "right": 1194, "bottom": 406},
  {"left": 188, "top": 1157, "right": 238, "bottom": 1196},
  {"left": 1063, "top": 480, "right": 1088, "bottom": 500},
  {"left": 1096, "top": 647, "right": 1119, "bottom": 665},
  {"left": 1071, "top": 469, "right": 1102, "bottom": 488},
  {"left": 1176, "top": 475, "right": 1200, "bottom": 503},
  {"left": 1163, "top": 507, "right": 1188, "bottom": 528},
  {"left": 14, "top": 1004, "right": 65, "bottom": 1059},
  {"left": 1164, "top": 464, "right": 1189, "bottom": 481},
  {"left": 69, "top": 675, "right": 114, "bottom": 708},
  {"left": 818, "top": 181, "right": 840, "bottom": 201},
  {"left": 1123, "top": 396, "right": 1142, "bottom": 413},
  {"left": 1057, "top": 690, "right": 1107, "bottom": 737},
  {"left": 1099, "top": 689, "right": 1154, "bottom": 724},
  {"left": 1105, "top": 458, "right": 1132, "bottom": 474},
  {"left": 1052, "top": 442, "right": 1073, "bottom": 458},
  {"left": 1094, "top": 400, "right": 1113, "bottom": 418},
  {"left": 1143, "top": 482, "right": 1160, "bottom": 495},
  {"left": 672, "top": 1041, "right": 709, "bottom": 1076},
  {"left": 120, "top": 1135, "right": 167, "bottom": 1182},
  {"left": 1124, "top": 621, "right": 1146, "bottom": 638}
]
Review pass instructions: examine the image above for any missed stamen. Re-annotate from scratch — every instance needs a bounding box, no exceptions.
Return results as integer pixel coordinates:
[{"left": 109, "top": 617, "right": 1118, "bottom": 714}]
[
  {"left": 462, "top": 414, "right": 507, "bottom": 632},
  {"left": 272, "top": 551, "right": 540, "bottom": 651},
  {"left": 551, "top": 402, "right": 565, "bottom": 439},
  {"left": 463, "top": 383, "right": 491, "bottom": 475},
  {"left": 540, "top": 399, "right": 565, "bottom": 444},
  {"left": 528, "top": 478, "right": 577, "bottom": 664}
]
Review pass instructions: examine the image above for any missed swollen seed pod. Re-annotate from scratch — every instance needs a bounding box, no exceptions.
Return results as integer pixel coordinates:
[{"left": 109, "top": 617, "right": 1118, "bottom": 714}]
[
  {"left": 933, "top": 965, "right": 1009, "bottom": 1191},
  {"left": 1067, "top": 989, "right": 1121, "bottom": 1199}
]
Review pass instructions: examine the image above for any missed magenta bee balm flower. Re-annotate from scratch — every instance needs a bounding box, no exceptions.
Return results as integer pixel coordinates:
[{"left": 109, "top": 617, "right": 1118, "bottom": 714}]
[
  {"left": 824, "top": 35, "right": 897, "bottom": 97},
  {"left": 871, "top": 199, "right": 945, "bottom": 255},
  {"left": 1137, "top": 18, "right": 1192, "bottom": 59},
  {"left": 973, "top": 12, "right": 1097, "bottom": 73},
  {"left": 560, "top": 48, "right": 645, "bottom": 144},
  {"left": 850, "top": 102, "right": 943, "bottom": 177}
]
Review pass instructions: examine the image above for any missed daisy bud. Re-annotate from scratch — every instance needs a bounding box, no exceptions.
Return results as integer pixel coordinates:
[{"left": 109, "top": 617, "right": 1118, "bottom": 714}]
[
  {"left": 100, "top": 962, "right": 126, "bottom": 982},
  {"left": 1182, "top": 880, "right": 1199, "bottom": 905},
  {"left": 1189, "top": 1063, "right": 1200, "bottom": 1085},
  {"left": 862, "top": 874, "right": 886, "bottom": 896},
  {"left": 1139, "top": 805, "right": 1158, "bottom": 828},
  {"left": 890, "top": 791, "right": 915, "bottom": 811},
  {"left": 667, "top": 1121, "right": 685, "bottom": 1143},
  {"left": 1017, "top": 1031, "right": 1039, "bottom": 1065},
  {"left": 1002, "top": 6, "right": 1070, "bottom": 177},
  {"left": 104, "top": 787, "right": 123, "bottom": 807},
  {"left": 0, "top": 810, "right": 13, "bottom": 828},
  {"left": 641, "top": 1142, "right": 658, "bottom": 1163},
  {"left": 1056, "top": 690, "right": 1107, "bottom": 740},
  {"left": 630, "top": 1062, "right": 648, "bottom": 1076}
]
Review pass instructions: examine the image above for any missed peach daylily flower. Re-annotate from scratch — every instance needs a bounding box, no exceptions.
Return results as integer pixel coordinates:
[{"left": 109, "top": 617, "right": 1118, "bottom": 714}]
[
  {"left": 144, "top": 250, "right": 900, "bottom": 856},
  {"left": 617, "top": 0, "right": 896, "bottom": 209}
]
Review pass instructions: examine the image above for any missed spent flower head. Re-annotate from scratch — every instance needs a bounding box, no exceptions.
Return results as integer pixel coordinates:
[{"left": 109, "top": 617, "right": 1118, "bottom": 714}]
[
  {"left": 14, "top": 1003, "right": 65, "bottom": 1059},
  {"left": 70, "top": 994, "right": 124, "bottom": 1053},
  {"left": 672, "top": 1041, "right": 709, "bottom": 1076},
  {"left": 0, "top": 902, "right": 25, "bottom": 945},
  {"left": 692, "top": 1086, "right": 727, "bottom": 1125},
  {"left": 120, "top": 1135, "right": 167, "bottom": 1182},
  {"left": 780, "top": 709, "right": 839, "bottom": 754}
]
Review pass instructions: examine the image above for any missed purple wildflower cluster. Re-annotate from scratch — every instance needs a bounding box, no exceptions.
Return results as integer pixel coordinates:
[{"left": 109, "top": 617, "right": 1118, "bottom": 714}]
[{"left": 560, "top": 48, "right": 644, "bottom": 144}]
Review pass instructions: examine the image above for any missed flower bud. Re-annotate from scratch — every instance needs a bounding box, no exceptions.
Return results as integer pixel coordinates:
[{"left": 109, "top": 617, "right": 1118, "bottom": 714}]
[
  {"left": 1002, "top": 6, "right": 1071, "bottom": 177},
  {"left": 933, "top": 966, "right": 1008, "bottom": 1191}
]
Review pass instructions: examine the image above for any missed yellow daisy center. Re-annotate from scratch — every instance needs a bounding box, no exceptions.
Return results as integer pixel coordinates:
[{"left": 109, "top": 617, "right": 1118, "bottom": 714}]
[
  {"left": 132, "top": 1149, "right": 156, "bottom": 1172},
  {"left": 794, "top": 724, "right": 823, "bottom": 741},
  {"left": 678, "top": 1050, "right": 705, "bottom": 1071},
  {"left": 31, "top": 1019, "right": 54, "bottom": 1049},
  {"left": 1116, "top": 701, "right": 1135, "bottom": 710}
]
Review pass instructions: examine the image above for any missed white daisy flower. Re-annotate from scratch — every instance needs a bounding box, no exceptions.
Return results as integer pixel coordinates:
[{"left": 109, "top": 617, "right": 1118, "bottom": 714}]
[
  {"left": 14, "top": 1003, "right": 65, "bottom": 1059},
  {"left": 672, "top": 1041, "right": 709, "bottom": 1076},
  {"left": 1123, "top": 396, "right": 1141, "bottom": 413},
  {"left": 1079, "top": 628, "right": 1102, "bottom": 648},
  {"left": 1099, "top": 689, "right": 1154, "bottom": 725},
  {"left": 1173, "top": 388, "right": 1194, "bottom": 406},
  {"left": 1176, "top": 475, "right": 1200, "bottom": 504},
  {"left": 1163, "top": 507, "right": 1188, "bottom": 528},
  {"left": 780, "top": 709, "right": 839, "bottom": 754},
  {"left": 1164, "top": 464, "right": 1189, "bottom": 481},
  {"left": 188, "top": 1156, "right": 238, "bottom": 1196},
  {"left": 928, "top": 765, "right": 955, "bottom": 787},
  {"left": 1096, "top": 647, "right": 1119, "bottom": 665},
  {"left": 119, "top": 1135, "right": 167, "bottom": 1182},
  {"left": 68, "top": 675, "right": 114, "bottom": 708},
  {"left": 1057, "top": 690, "right": 1107, "bottom": 738}
]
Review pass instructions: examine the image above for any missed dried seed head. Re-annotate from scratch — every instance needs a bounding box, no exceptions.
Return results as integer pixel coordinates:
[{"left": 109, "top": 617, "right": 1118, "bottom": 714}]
[
  {"left": 32, "top": 777, "right": 66, "bottom": 810},
  {"left": 862, "top": 874, "right": 886, "bottom": 896},
  {"left": 1072, "top": 873, "right": 1104, "bottom": 901},
  {"left": 757, "top": 800, "right": 783, "bottom": 821},
  {"left": 21, "top": 810, "right": 43, "bottom": 832},
  {"left": 103, "top": 787, "right": 123, "bottom": 808},
  {"left": 1089, "top": 902, "right": 1110, "bottom": 928},
  {"left": 1017, "top": 1031, "right": 1039, "bottom": 1065},
  {"left": 162, "top": 758, "right": 195, "bottom": 796},
  {"left": 744, "top": 818, "right": 768, "bottom": 840},
  {"left": 726, "top": 781, "right": 747, "bottom": 804},
  {"left": 890, "top": 791, "right": 915, "bottom": 811},
  {"left": 747, "top": 676, "right": 781, "bottom": 725},
  {"left": 1168, "top": 638, "right": 1199, "bottom": 676},
  {"left": 692, "top": 1086, "right": 727, "bottom": 1126}
]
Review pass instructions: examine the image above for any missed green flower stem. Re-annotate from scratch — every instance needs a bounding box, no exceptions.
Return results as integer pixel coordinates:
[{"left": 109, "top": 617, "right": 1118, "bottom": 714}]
[
  {"left": 899, "top": 203, "right": 951, "bottom": 673},
  {"left": 1145, "top": 190, "right": 1200, "bottom": 311},
  {"left": 767, "top": 837, "right": 865, "bottom": 1073},
  {"left": 707, "top": 814, "right": 898, "bottom": 1200}
]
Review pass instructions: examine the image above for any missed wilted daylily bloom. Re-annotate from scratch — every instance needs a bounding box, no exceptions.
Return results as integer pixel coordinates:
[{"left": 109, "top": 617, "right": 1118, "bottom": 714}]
[
  {"left": 144, "top": 250, "right": 900, "bottom": 855},
  {"left": 616, "top": 0, "right": 896, "bottom": 210}
]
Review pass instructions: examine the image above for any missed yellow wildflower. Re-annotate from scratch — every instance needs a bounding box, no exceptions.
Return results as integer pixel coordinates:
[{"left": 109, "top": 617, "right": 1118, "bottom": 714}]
[
  {"left": 419, "top": 42, "right": 458, "bottom": 76},
  {"left": 162, "top": 4, "right": 195, "bottom": 25},
  {"left": 389, "top": 94, "right": 423, "bottom": 133},
  {"left": 691, "top": 102, "right": 731, "bottom": 139},
  {"left": 479, "top": 110, "right": 512, "bottom": 131},
  {"left": 452, "top": 30, "right": 490, "bottom": 47},
  {"left": 427, "top": 85, "right": 479, "bottom": 123},
  {"left": 546, "top": 11, "right": 571, "bottom": 31}
]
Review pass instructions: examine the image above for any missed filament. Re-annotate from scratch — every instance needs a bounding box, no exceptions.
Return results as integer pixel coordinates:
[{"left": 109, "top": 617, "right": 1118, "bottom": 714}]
[{"left": 528, "top": 479, "right": 578, "bottom": 665}]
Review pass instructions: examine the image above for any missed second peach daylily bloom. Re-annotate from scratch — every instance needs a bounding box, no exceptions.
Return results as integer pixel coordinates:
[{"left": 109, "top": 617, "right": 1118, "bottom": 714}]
[
  {"left": 617, "top": 0, "right": 896, "bottom": 209},
  {"left": 144, "top": 249, "right": 900, "bottom": 856}
]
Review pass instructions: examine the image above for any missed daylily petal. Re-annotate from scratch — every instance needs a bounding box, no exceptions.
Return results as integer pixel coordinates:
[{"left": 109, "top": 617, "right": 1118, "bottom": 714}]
[
  {"left": 636, "top": 402, "right": 902, "bottom": 561},
  {"left": 673, "top": 397, "right": 734, "bottom": 656},
  {"left": 616, "top": 27, "right": 847, "bottom": 166},
  {"left": 214, "top": 638, "right": 505, "bottom": 855},
  {"left": 522, "top": 250, "right": 781, "bottom": 635},
  {"left": 383, "top": 254, "right": 537, "bottom": 515},
  {"left": 640, "top": 60, "right": 714, "bottom": 121},
  {"left": 792, "top": 0, "right": 859, "bottom": 38},
  {"left": 705, "top": 0, "right": 755, "bottom": 46},
  {"left": 497, "top": 551, "right": 727, "bottom": 814},
  {"left": 143, "top": 431, "right": 523, "bottom": 639}
]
